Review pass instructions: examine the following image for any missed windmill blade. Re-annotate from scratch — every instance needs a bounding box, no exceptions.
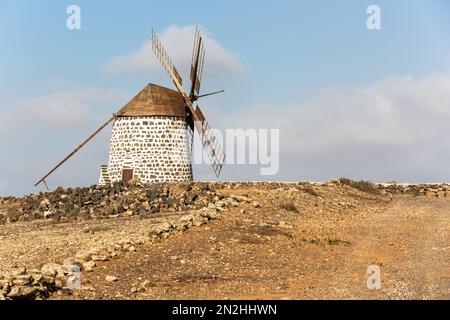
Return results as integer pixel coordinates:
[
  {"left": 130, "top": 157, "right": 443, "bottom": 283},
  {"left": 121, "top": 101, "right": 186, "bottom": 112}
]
[
  {"left": 151, "top": 31, "right": 196, "bottom": 116},
  {"left": 192, "top": 105, "right": 225, "bottom": 177},
  {"left": 189, "top": 26, "right": 206, "bottom": 100},
  {"left": 152, "top": 30, "right": 225, "bottom": 177},
  {"left": 34, "top": 115, "right": 115, "bottom": 188},
  {"left": 190, "top": 26, "right": 200, "bottom": 79},
  {"left": 152, "top": 31, "right": 185, "bottom": 93}
]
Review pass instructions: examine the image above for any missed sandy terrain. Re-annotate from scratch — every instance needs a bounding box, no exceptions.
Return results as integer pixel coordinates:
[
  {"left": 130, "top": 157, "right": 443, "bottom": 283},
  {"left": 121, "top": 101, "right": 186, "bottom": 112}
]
[{"left": 1, "top": 182, "right": 449, "bottom": 300}]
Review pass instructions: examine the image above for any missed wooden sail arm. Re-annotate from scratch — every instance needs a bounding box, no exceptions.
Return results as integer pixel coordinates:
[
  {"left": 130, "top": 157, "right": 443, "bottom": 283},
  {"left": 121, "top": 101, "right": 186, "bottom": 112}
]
[
  {"left": 34, "top": 115, "right": 116, "bottom": 187},
  {"left": 152, "top": 30, "right": 225, "bottom": 177}
]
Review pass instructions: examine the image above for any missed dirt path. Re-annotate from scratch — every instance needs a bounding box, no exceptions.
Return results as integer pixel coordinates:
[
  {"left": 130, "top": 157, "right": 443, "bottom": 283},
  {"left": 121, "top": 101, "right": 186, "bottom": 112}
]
[
  {"left": 378, "top": 197, "right": 450, "bottom": 299},
  {"left": 0, "top": 212, "right": 189, "bottom": 273},
  {"left": 54, "top": 187, "right": 449, "bottom": 300},
  {"left": 322, "top": 197, "right": 450, "bottom": 299}
]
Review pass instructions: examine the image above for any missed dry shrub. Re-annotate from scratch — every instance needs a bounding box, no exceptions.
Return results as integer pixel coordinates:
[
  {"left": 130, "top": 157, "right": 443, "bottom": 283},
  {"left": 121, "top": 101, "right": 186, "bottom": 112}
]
[
  {"left": 326, "top": 238, "right": 352, "bottom": 246},
  {"left": 279, "top": 201, "right": 299, "bottom": 212},
  {"left": 339, "top": 178, "right": 380, "bottom": 195},
  {"left": 302, "top": 186, "right": 319, "bottom": 197}
]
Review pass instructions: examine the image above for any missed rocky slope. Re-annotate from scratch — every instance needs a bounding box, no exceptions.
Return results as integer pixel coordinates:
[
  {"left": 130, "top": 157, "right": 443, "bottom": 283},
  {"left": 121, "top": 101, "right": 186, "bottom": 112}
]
[
  {"left": 1, "top": 180, "right": 449, "bottom": 300},
  {"left": 0, "top": 181, "right": 238, "bottom": 225},
  {"left": 0, "top": 181, "right": 252, "bottom": 300}
]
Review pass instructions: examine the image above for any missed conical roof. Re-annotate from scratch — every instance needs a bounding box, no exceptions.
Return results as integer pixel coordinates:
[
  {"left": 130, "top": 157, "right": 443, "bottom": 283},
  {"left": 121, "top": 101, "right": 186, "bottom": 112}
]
[{"left": 116, "top": 83, "right": 187, "bottom": 117}]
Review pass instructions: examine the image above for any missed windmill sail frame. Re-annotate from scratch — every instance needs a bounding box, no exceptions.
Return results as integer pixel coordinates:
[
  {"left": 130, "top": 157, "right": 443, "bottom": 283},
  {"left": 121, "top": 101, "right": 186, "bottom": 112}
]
[{"left": 151, "top": 29, "right": 225, "bottom": 177}]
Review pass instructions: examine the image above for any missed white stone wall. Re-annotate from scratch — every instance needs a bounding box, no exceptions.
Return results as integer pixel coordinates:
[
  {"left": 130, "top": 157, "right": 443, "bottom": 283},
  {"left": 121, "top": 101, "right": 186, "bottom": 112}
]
[
  {"left": 98, "top": 165, "right": 110, "bottom": 186},
  {"left": 100, "top": 116, "right": 193, "bottom": 184}
]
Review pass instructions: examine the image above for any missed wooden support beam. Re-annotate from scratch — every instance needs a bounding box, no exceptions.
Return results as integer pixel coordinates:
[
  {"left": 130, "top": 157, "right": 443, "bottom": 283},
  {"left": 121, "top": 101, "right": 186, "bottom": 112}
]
[
  {"left": 34, "top": 116, "right": 116, "bottom": 187},
  {"left": 42, "top": 179, "right": 50, "bottom": 192}
]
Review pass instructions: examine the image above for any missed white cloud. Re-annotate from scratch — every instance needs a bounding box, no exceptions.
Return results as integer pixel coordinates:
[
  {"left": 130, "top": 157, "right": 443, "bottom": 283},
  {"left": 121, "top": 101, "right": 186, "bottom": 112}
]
[
  {"left": 104, "top": 25, "right": 242, "bottom": 79},
  {"left": 14, "top": 93, "right": 90, "bottom": 125},
  {"left": 220, "top": 71, "right": 450, "bottom": 157},
  {"left": 204, "top": 69, "right": 450, "bottom": 183},
  {"left": 0, "top": 86, "right": 126, "bottom": 196},
  {"left": 0, "top": 88, "right": 125, "bottom": 134}
]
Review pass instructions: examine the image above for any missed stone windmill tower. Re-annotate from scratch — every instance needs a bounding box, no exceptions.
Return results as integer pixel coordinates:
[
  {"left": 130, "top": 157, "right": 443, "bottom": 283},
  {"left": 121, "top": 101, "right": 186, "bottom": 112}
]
[
  {"left": 99, "top": 83, "right": 194, "bottom": 185},
  {"left": 35, "top": 27, "right": 225, "bottom": 189}
]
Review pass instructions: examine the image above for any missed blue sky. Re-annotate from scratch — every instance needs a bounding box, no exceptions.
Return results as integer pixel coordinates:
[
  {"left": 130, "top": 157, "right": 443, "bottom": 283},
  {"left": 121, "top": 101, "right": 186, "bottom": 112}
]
[
  {"left": 2, "top": 0, "right": 450, "bottom": 102},
  {"left": 1, "top": 0, "right": 450, "bottom": 195}
]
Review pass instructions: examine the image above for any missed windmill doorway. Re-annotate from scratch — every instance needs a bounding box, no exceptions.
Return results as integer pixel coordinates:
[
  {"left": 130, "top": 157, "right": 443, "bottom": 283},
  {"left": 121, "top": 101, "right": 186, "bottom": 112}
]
[{"left": 121, "top": 169, "right": 134, "bottom": 183}]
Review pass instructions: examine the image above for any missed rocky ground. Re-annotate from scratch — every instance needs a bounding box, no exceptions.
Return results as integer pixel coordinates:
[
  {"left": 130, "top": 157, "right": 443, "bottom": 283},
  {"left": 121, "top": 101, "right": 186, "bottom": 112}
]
[{"left": 0, "top": 180, "right": 449, "bottom": 300}]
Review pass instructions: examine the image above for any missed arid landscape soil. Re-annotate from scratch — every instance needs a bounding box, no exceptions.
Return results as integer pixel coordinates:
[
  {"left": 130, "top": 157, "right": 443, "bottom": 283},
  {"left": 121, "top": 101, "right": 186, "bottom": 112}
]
[{"left": 0, "top": 181, "right": 449, "bottom": 300}]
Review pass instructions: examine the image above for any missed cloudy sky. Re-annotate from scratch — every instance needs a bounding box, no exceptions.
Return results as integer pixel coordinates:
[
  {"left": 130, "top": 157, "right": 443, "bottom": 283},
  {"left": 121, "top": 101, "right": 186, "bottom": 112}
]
[{"left": 1, "top": 0, "right": 450, "bottom": 196}]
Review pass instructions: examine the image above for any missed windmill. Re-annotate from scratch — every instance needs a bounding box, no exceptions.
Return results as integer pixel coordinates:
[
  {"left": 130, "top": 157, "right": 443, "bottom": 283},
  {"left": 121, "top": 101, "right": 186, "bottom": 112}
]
[{"left": 34, "top": 26, "right": 226, "bottom": 189}]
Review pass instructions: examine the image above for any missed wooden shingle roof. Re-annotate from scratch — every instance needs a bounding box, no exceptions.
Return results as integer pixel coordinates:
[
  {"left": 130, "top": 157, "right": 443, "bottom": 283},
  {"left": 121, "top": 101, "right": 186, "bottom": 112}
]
[{"left": 116, "top": 83, "right": 187, "bottom": 117}]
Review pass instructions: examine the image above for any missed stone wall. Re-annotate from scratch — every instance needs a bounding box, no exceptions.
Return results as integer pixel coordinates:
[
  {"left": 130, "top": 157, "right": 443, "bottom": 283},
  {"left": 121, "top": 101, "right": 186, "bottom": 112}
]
[{"left": 100, "top": 116, "right": 193, "bottom": 184}]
